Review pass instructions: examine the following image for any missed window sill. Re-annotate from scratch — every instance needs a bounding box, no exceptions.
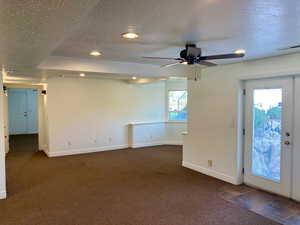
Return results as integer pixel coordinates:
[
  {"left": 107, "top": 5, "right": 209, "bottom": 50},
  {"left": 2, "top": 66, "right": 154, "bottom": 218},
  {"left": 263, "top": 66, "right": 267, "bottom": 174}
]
[{"left": 166, "top": 120, "right": 187, "bottom": 124}]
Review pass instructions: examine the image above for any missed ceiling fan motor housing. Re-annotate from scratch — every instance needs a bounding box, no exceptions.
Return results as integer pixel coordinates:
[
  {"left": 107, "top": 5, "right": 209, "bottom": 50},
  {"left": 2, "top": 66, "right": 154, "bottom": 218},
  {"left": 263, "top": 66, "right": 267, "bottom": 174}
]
[{"left": 180, "top": 44, "right": 202, "bottom": 64}]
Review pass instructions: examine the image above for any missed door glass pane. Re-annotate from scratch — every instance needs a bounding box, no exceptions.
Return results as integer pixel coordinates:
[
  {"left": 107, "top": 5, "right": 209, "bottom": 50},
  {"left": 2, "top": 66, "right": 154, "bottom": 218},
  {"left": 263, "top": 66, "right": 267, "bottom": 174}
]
[{"left": 252, "top": 88, "right": 282, "bottom": 182}]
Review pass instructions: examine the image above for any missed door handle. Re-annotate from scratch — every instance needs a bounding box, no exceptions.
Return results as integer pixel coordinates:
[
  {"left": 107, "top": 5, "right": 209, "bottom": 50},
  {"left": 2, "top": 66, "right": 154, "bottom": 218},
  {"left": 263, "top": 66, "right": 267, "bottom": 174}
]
[{"left": 284, "top": 141, "right": 291, "bottom": 145}]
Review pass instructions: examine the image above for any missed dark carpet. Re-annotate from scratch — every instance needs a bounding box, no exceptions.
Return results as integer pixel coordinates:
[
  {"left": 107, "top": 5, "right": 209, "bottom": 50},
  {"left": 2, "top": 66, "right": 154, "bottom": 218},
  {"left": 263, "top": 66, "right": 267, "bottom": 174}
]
[{"left": 0, "top": 135, "right": 280, "bottom": 225}]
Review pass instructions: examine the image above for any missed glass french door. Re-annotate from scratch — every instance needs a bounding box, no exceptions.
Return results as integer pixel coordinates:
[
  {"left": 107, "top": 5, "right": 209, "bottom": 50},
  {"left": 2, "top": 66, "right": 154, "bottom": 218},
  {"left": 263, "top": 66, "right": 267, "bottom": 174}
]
[{"left": 244, "top": 77, "right": 293, "bottom": 197}]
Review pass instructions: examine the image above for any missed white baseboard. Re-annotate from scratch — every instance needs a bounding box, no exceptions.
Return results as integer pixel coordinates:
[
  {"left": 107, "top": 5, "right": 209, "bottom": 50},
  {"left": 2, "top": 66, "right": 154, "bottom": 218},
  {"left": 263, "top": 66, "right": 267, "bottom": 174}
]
[
  {"left": 182, "top": 161, "right": 239, "bottom": 185},
  {"left": 164, "top": 140, "right": 183, "bottom": 145},
  {"left": 131, "top": 142, "right": 164, "bottom": 148},
  {"left": 43, "top": 149, "right": 50, "bottom": 157},
  {"left": 45, "top": 141, "right": 183, "bottom": 157},
  {"left": 0, "top": 190, "right": 7, "bottom": 199},
  {"left": 132, "top": 140, "right": 183, "bottom": 148},
  {"left": 46, "top": 144, "right": 129, "bottom": 157}
]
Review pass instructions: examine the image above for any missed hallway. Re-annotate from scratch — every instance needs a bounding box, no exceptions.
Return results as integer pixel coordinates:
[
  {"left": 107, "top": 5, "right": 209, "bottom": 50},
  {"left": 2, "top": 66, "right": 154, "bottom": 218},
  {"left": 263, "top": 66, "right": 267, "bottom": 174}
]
[{"left": 8, "top": 134, "right": 39, "bottom": 155}]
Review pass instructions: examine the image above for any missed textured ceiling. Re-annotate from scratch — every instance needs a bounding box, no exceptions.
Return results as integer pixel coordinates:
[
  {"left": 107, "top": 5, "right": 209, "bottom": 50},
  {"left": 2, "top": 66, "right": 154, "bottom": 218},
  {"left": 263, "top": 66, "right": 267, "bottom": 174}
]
[
  {"left": 2, "top": 0, "right": 300, "bottom": 78},
  {"left": 0, "top": 0, "right": 102, "bottom": 75},
  {"left": 53, "top": 0, "right": 300, "bottom": 64}
]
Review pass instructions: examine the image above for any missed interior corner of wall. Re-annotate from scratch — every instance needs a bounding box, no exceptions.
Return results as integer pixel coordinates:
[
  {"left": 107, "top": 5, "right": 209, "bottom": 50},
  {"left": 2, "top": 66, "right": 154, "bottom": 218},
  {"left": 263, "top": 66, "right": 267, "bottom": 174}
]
[{"left": 182, "top": 160, "right": 239, "bottom": 185}]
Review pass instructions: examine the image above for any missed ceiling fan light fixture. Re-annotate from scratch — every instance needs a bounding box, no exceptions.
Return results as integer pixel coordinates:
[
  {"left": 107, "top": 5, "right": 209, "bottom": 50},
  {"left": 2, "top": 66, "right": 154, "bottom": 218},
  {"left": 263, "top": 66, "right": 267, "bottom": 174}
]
[
  {"left": 234, "top": 49, "right": 246, "bottom": 54},
  {"left": 90, "top": 51, "right": 102, "bottom": 56},
  {"left": 181, "top": 61, "right": 188, "bottom": 65},
  {"left": 132, "top": 76, "right": 137, "bottom": 80},
  {"left": 122, "top": 32, "right": 139, "bottom": 39},
  {"left": 80, "top": 73, "right": 86, "bottom": 77}
]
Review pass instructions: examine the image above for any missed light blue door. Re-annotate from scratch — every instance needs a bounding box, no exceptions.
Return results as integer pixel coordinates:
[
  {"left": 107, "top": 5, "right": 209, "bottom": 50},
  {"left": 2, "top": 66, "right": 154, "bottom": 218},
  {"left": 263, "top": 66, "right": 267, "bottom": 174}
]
[
  {"left": 8, "top": 88, "right": 38, "bottom": 135},
  {"left": 26, "top": 89, "right": 38, "bottom": 134}
]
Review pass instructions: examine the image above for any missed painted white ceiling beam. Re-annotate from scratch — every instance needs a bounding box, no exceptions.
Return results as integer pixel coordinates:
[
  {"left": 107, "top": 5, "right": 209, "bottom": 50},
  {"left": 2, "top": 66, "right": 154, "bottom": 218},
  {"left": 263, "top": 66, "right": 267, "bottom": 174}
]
[{"left": 39, "top": 56, "right": 196, "bottom": 78}]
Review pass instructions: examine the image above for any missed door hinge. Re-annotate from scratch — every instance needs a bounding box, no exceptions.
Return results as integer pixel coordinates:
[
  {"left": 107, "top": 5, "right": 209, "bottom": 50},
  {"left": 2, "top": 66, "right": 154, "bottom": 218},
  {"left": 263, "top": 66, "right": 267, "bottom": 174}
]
[
  {"left": 243, "top": 89, "right": 246, "bottom": 95},
  {"left": 242, "top": 168, "right": 245, "bottom": 174},
  {"left": 243, "top": 128, "right": 246, "bottom": 136}
]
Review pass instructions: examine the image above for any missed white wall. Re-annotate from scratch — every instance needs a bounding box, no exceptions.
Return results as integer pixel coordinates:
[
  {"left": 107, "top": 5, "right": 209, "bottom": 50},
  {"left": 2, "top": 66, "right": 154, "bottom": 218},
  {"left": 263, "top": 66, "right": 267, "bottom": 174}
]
[
  {"left": 129, "top": 122, "right": 166, "bottom": 148},
  {"left": 165, "top": 122, "right": 186, "bottom": 144},
  {"left": 126, "top": 78, "right": 188, "bottom": 148},
  {"left": 46, "top": 77, "right": 166, "bottom": 157},
  {"left": 0, "top": 76, "right": 7, "bottom": 199},
  {"left": 129, "top": 121, "right": 186, "bottom": 148},
  {"left": 166, "top": 78, "right": 187, "bottom": 90},
  {"left": 183, "top": 52, "right": 300, "bottom": 201}
]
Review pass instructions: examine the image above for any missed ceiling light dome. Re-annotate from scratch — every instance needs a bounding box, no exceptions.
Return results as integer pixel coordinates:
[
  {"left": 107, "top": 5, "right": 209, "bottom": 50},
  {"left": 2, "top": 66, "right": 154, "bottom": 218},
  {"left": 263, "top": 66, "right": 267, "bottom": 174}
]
[
  {"left": 234, "top": 49, "right": 246, "bottom": 54},
  {"left": 90, "top": 51, "right": 102, "bottom": 56},
  {"left": 122, "top": 32, "right": 139, "bottom": 39}
]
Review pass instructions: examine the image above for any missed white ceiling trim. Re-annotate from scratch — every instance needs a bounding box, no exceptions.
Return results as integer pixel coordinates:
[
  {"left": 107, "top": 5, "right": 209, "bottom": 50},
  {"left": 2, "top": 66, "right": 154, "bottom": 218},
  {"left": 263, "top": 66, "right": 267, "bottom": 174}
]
[{"left": 39, "top": 56, "right": 195, "bottom": 78}]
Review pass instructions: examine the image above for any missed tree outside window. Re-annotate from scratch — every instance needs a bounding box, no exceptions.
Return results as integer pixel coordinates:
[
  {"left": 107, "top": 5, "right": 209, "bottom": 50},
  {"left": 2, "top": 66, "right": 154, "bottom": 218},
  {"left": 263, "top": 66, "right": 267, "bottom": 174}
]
[{"left": 168, "top": 90, "right": 187, "bottom": 121}]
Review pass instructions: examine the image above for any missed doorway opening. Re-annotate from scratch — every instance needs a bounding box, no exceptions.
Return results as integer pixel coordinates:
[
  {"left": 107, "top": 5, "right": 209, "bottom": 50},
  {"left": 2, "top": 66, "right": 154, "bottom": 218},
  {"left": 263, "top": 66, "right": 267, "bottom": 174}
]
[{"left": 4, "top": 86, "right": 46, "bottom": 156}]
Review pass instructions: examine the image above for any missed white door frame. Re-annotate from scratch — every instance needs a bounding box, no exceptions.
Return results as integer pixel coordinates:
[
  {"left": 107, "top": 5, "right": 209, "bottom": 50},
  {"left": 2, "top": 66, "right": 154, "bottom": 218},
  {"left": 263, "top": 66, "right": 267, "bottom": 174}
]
[
  {"left": 4, "top": 85, "right": 46, "bottom": 153},
  {"left": 243, "top": 77, "right": 293, "bottom": 197}
]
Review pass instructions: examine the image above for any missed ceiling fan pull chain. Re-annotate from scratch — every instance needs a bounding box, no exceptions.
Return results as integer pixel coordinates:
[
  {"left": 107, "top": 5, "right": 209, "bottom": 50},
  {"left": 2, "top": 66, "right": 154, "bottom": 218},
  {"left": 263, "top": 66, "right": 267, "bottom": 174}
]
[{"left": 194, "top": 67, "right": 201, "bottom": 81}]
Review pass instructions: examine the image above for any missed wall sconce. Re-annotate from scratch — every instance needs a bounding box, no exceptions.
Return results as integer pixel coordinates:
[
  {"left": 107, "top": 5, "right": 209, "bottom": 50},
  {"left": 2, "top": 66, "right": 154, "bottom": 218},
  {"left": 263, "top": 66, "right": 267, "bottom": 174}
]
[
  {"left": 41, "top": 90, "right": 47, "bottom": 95},
  {"left": 3, "top": 86, "right": 7, "bottom": 96}
]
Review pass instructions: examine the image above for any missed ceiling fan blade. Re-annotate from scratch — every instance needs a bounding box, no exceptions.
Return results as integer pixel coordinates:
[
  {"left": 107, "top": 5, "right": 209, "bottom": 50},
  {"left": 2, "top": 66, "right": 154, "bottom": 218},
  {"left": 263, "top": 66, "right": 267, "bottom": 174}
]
[
  {"left": 160, "top": 62, "right": 182, "bottom": 68},
  {"left": 143, "top": 56, "right": 182, "bottom": 60},
  {"left": 200, "top": 53, "right": 245, "bottom": 60},
  {"left": 198, "top": 61, "right": 217, "bottom": 67}
]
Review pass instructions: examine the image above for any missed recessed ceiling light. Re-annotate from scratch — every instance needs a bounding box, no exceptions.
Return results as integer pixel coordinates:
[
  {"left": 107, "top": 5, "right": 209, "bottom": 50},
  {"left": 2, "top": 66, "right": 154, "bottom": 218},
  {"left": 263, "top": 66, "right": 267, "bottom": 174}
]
[
  {"left": 132, "top": 76, "right": 137, "bottom": 80},
  {"left": 80, "top": 73, "right": 85, "bottom": 77},
  {"left": 90, "top": 51, "right": 102, "bottom": 56},
  {"left": 234, "top": 49, "right": 246, "bottom": 54},
  {"left": 122, "top": 32, "right": 139, "bottom": 39},
  {"left": 181, "top": 61, "right": 188, "bottom": 65}
]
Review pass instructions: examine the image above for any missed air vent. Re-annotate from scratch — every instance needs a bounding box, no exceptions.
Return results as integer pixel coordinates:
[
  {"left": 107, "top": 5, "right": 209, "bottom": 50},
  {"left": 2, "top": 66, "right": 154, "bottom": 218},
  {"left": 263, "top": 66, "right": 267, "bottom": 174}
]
[{"left": 279, "top": 45, "right": 300, "bottom": 51}]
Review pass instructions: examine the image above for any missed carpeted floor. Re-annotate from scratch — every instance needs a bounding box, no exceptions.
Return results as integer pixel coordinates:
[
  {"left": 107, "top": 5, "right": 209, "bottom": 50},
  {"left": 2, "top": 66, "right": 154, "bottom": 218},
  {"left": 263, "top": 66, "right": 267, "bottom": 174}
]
[{"left": 0, "top": 135, "right": 281, "bottom": 225}]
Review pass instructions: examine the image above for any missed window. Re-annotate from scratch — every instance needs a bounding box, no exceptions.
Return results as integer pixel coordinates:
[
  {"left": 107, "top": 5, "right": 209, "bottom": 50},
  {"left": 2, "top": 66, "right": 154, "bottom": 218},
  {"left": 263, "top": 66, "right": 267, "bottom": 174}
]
[
  {"left": 168, "top": 90, "right": 187, "bottom": 121},
  {"left": 252, "top": 88, "right": 282, "bottom": 181}
]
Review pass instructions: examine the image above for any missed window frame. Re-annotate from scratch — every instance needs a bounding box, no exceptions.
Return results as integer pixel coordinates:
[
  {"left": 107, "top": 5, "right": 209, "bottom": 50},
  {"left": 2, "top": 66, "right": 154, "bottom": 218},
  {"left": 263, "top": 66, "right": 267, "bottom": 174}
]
[{"left": 167, "top": 89, "right": 188, "bottom": 122}]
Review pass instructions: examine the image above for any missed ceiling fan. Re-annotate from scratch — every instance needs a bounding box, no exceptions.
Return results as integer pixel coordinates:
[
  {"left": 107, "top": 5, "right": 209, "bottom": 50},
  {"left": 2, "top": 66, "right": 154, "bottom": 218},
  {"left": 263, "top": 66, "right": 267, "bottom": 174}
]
[{"left": 143, "top": 44, "right": 245, "bottom": 68}]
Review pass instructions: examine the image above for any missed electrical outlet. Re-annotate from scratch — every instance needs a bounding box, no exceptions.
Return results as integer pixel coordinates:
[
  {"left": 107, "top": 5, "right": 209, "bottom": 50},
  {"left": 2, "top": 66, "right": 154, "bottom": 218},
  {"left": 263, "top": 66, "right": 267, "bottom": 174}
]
[
  {"left": 108, "top": 137, "right": 112, "bottom": 143},
  {"left": 67, "top": 141, "right": 72, "bottom": 146},
  {"left": 208, "top": 160, "right": 213, "bottom": 167}
]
